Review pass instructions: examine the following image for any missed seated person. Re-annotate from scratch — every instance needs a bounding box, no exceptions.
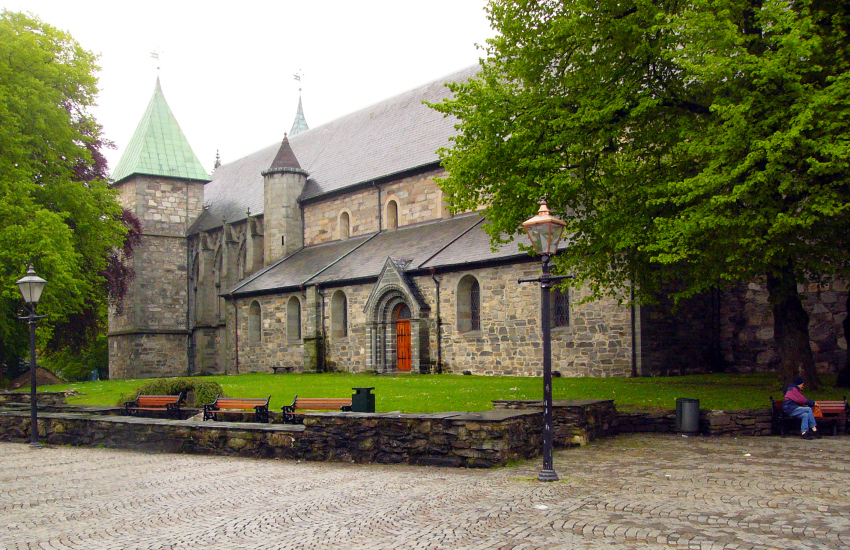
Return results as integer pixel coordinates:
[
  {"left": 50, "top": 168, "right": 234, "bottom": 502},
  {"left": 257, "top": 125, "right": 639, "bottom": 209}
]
[{"left": 783, "top": 376, "right": 820, "bottom": 439}]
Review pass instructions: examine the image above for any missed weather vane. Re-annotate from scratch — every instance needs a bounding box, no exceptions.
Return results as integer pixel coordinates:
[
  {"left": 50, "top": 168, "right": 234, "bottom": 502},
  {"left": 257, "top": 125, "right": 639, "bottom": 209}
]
[
  {"left": 293, "top": 70, "right": 303, "bottom": 93},
  {"left": 151, "top": 49, "right": 162, "bottom": 73}
]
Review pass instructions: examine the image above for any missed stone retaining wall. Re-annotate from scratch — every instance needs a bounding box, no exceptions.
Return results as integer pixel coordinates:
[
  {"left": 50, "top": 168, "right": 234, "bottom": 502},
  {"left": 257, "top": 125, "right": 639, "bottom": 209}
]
[
  {"left": 0, "top": 408, "right": 541, "bottom": 468},
  {"left": 492, "top": 399, "right": 617, "bottom": 446},
  {"left": 617, "top": 408, "right": 774, "bottom": 436}
]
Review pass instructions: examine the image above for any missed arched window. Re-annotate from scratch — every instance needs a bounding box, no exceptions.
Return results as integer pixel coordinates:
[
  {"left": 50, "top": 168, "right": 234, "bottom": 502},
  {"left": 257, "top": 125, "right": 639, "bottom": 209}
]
[
  {"left": 386, "top": 199, "right": 398, "bottom": 230},
  {"left": 457, "top": 274, "right": 481, "bottom": 333},
  {"left": 287, "top": 296, "right": 301, "bottom": 341},
  {"left": 551, "top": 288, "right": 570, "bottom": 327},
  {"left": 331, "top": 290, "right": 348, "bottom": 338},
  {"left": 248, "top": 301, "right": 262, "bottom": 343},
  {"left": 339, "top": 212, "right": 350, "bottom": 240}
]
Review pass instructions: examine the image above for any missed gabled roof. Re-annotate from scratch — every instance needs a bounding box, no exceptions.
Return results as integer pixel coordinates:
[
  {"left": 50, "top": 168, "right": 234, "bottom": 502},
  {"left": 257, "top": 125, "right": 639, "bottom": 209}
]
[
  {"left": 363, "top": 258, "right": 430, "bottom": 316},
  {"left": 189, "top": 65, "right": 479, "bottom": 234},
  {"left": 112, "top": 78, "right": 209, "bottom": 184}
]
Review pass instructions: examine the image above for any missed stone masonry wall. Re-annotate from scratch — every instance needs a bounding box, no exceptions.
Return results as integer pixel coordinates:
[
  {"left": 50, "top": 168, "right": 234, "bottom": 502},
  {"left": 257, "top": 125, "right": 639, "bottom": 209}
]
[
  {"left": 0, "top": 409, "right": 541, "bottom": 469},
  {"left": 322, "top": 285, "right": 372, "bottom": 373},
  {"left": 236, "top": 292, "right": 306, "bottom": 372},
  {"left": 639, "top": 291, "right": 719, "bottom": 376},
  {"left": 492, "top": 399, "right": 618, "bottom": 446},
  {"left": 303, "top": 168, "right": 446, "bottom": 246},
  {"left": 719, "top": 280, "right": 848, "bottom": 374},
  {"left": 427, "top": 264, "right": 634, "bottom": 377},
  {"left": 108, "top": 175, "right": 204, "bottom": 379},
  {"left": 616, "top": 409, "right": 774, "bottom": 436},
  {"left": 108, "top": 333, "right": 189, "bottom": 379}
]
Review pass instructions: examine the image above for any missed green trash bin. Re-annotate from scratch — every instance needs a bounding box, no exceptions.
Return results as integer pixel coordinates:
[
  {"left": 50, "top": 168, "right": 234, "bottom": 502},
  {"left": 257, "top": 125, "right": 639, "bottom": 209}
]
[
  {"left": 351, "top": 387, "right": 375, "bottom": 413},
  {"left": 676, "top": 398, "right": 700, "bottom": 434}
]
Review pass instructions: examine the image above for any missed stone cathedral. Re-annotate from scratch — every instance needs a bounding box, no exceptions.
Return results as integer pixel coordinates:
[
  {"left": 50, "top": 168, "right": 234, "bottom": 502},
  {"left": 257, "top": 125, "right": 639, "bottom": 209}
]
[{"left": 107, "top": 67, "right": 847, "bottom": 380}]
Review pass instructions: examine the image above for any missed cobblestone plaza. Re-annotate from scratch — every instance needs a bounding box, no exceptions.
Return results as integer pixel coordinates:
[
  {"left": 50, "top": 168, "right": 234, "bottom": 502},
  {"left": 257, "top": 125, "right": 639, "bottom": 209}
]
[{"left": 2, "top": 434, "right": 847, "bottom": 550}]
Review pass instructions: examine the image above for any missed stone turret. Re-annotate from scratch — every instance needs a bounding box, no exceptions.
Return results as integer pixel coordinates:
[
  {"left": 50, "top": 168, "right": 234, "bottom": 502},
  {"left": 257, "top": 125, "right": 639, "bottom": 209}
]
[
  {"left": 108, "top": 77, "right": 209, "bottom": 379},
  {"left": 262, "top": 135, "right": 307, "bottom": 263}
]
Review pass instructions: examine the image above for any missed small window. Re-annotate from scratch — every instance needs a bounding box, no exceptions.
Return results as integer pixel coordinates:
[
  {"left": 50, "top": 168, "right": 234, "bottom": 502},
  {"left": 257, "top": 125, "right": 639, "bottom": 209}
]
[
  {"left": 386, "top": 200, "right": 398, "bottom": 230},
  {"left": 287, "top": 296, "right": 301, "bottom": 341},
  {"left": 551, "top": 288, "right": 570, "bottom": 327},
  {"left": 331, "top": 290, "right": 348, "bottom": 338},
  {"left": 457, "top": 274, "right": 481, "bottom": 333},
  {"left": 248, "top": 301, "right": 262, "bottom": 343},
  {"left": 339, "top": 212, "right": 350, "bottom": 240}
]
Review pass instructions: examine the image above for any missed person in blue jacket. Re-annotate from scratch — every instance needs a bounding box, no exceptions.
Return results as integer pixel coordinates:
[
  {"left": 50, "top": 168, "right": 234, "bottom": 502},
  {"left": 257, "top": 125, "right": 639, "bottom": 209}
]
[{"left": 783, "top": 376, "right": 820, "bottom": 439}]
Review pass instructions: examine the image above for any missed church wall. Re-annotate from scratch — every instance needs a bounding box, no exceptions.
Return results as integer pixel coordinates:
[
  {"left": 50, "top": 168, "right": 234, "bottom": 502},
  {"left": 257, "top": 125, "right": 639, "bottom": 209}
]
[
  {"left": 134, "top": 176, "right": 205, "bottom": 236},
  {"left": 422, "top": 264, "right": 633, "bottom": 377},
  {"left": 718, "top": 280, "right": 847, "bottom": 374},
  {"left": 302, "top": 168, "right": 446, "bottom": 245},
  {"left": 109, "top": 333, "right": 188, "bottom": 379},
  {"left": 381, "top": 169, "right": 445, "bottom": 228},
  {"left": 321, "top": 285, "right": 372, "bottom": 372},
  {"left": 638, "top": 291, "right": 718, "bottom": 376},
  {"left": 303, "top": 188, "right": 380, "bottom": 245},
  {"left": 235, "top": 292, "right": 306, "bottom": 372}
]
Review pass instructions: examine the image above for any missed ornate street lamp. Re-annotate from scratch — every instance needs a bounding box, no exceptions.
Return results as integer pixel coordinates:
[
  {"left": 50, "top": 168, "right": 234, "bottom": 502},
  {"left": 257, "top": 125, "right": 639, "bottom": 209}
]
[
  {"left": 519, "top": 201, "right": 569, "bottom": 482},
  {"left": 16, "top": 265, "right": 47, "bottom": 447}
]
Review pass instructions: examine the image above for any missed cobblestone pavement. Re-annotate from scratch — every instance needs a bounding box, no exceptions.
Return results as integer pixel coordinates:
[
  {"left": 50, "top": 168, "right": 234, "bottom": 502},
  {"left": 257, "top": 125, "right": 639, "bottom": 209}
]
[{"left": 1, "top": 434, "right": 848, "bottom": 550}]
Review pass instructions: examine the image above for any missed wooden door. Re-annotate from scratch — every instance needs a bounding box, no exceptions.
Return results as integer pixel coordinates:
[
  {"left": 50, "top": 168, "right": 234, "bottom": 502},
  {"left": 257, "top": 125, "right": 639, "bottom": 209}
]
[{"left": 395, "top": 304, "right": 412, "bottom": 372}]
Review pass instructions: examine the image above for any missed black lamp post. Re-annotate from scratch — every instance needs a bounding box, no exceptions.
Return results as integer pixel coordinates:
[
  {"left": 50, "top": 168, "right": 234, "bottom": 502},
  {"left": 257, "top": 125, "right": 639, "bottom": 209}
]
[
  {"left": 519, "top": 202, "right": 568, "bottom": 482},
  {"left": 16, "top": 265, "right": 47, "bottom": 447}
]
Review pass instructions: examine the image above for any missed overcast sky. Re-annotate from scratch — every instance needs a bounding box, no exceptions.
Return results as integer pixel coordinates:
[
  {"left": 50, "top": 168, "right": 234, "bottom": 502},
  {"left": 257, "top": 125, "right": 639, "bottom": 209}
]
[{"left": 4, "top": 1, "right": 494, "bottom": 175}]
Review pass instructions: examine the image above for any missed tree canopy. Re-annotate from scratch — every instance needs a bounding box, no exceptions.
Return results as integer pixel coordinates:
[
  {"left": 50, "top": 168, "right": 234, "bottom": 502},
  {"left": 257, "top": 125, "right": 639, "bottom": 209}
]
[
  {"left": 432, "top": 0, "right": 850, "bottom": 382},
  {"left": 0, "top": 11, "right": 133, "bottom": 379}
]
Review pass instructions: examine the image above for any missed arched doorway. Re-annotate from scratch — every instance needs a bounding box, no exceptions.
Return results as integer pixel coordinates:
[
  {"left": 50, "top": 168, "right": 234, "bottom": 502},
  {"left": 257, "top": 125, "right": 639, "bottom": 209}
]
[{"left": 394, "top": 303, "right": 411, "bottom": 372}]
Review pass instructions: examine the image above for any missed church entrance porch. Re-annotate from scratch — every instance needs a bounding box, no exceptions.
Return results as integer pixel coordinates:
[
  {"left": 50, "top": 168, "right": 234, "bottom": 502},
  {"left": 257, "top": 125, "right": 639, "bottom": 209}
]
[{"left": 365, "top": 258, "right": 431, "bottom": 374}]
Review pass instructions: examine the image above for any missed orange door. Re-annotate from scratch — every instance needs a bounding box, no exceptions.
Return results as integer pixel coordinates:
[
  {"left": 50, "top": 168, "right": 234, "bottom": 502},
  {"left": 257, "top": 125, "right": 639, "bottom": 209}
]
[{"left": 396, "top": 319, "right": 411, "bottom": 372}]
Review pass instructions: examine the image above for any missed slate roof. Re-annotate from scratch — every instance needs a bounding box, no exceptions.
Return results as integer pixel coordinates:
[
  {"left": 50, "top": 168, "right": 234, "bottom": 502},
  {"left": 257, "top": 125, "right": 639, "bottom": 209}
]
[
  {"left": 229, "top": 235, "right": 372, "bottom": 295},
  {"left": 230, "top": 214, "right": 536, "bottom": 296},
  {"left": 189, "top": 65, "right": 479, "bottom": 234},
  {"left": 112, "top": 78, "right": 209, "bottom": 184},
  {"left": 309, "top": 215, "right": 482, "bottom": 285}
]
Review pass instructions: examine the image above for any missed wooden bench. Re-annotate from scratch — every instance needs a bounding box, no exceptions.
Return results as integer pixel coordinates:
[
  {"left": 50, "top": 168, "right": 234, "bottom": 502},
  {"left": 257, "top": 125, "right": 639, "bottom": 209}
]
[
  {"left": 271, "top": 366, "right": 295, "bottom": 374},
  {"left": 770, "top": 396, "right": 848, "bottom": 436},
  {"left": 281, "top": 396, "right": 352, "bottom": 424},
  {"left": 203, "top": 396, "right": 271, "bottom": 423},
  {"left": 124, "top": 392, "right": 185, "bottom": 420}
]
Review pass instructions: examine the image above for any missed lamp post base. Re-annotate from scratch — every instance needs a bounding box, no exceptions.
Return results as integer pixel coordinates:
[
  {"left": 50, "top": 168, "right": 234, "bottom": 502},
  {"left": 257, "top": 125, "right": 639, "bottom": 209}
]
[{"left": 537, "top": 469, "right": 559, "bottom": 482}]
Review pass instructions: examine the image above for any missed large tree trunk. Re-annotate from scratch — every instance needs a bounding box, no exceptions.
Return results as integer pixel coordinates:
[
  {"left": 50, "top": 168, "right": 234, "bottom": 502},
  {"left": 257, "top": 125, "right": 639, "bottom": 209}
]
[
  {"left": 837, "top": 291, "right": 850, "bottom": 388},
  {"left": 766, "top": 263, "right": 821, "bottom": 389}
]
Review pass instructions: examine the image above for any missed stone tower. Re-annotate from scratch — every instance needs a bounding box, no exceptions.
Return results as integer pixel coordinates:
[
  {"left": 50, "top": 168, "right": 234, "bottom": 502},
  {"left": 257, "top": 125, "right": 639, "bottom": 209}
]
[
  {"left": 262, "top": 135, "right": 308, "bottom": 264},
  {"left": 108, "top": 77, "right": 209, "bottom": 379}
]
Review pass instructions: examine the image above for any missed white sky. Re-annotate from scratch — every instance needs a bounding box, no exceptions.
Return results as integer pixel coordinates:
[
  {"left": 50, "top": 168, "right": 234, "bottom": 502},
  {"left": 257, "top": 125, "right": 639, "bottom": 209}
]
[{"left": 4, "top": 1, "right": 494, "bottom": 174}]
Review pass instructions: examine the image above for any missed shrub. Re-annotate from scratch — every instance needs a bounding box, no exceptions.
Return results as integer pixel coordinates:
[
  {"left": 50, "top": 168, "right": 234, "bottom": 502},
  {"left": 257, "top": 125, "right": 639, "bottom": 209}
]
[{"left": 119, "top": 378, "right": 224, "bottom": 406}]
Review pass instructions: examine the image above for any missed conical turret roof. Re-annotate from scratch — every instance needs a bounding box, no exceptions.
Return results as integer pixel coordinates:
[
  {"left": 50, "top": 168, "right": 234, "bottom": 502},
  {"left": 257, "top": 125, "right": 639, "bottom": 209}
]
[
  {"left": 289, "top": 95, "right": 309, "bottom": 136},
  {"left": 112, "top": 78, "right": 209, "bottom": 183},
  {"left": 262, "top": 135, "right": 307, "bottom": 176}
]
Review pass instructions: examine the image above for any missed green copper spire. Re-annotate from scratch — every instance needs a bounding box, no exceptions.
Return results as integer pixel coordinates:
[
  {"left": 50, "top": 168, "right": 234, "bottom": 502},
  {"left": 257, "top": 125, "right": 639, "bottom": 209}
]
[
  {"left": 289, "top": 95, "right": 309, "bottom": 136},
  {"left": 112, "top": 77, "right": 208, "bottom": 183}
]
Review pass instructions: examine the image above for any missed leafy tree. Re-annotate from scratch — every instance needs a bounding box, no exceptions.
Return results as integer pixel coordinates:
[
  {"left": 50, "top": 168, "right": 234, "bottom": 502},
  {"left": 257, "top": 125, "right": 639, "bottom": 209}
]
[
  {"left": 431, "top": 0, "right": 850, "bottom": 386},
  {"left": 0, "top": 11, "right": 135, "bottom": 378}
]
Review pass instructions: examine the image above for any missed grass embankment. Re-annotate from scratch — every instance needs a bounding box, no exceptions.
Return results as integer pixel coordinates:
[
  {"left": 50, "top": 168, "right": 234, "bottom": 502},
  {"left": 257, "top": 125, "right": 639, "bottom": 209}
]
[{"left": 37, "top": 373, "right": 847, "bottom": 413}]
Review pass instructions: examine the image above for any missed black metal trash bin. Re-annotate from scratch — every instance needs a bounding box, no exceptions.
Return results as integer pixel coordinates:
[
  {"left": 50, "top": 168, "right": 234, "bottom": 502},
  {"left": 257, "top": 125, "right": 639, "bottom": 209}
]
[
  {"left": 351, "top": 387, "right": 375, "bottom": 413},
  {"left": 676, "top": 398, "right": 700, "bottom": 434}
]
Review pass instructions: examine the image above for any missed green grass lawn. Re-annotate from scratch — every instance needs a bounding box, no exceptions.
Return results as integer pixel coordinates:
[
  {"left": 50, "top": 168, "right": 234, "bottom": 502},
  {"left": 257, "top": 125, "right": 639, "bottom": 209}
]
[{"left": 32, "top": 372, "right": 849, "bottom": 413}]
